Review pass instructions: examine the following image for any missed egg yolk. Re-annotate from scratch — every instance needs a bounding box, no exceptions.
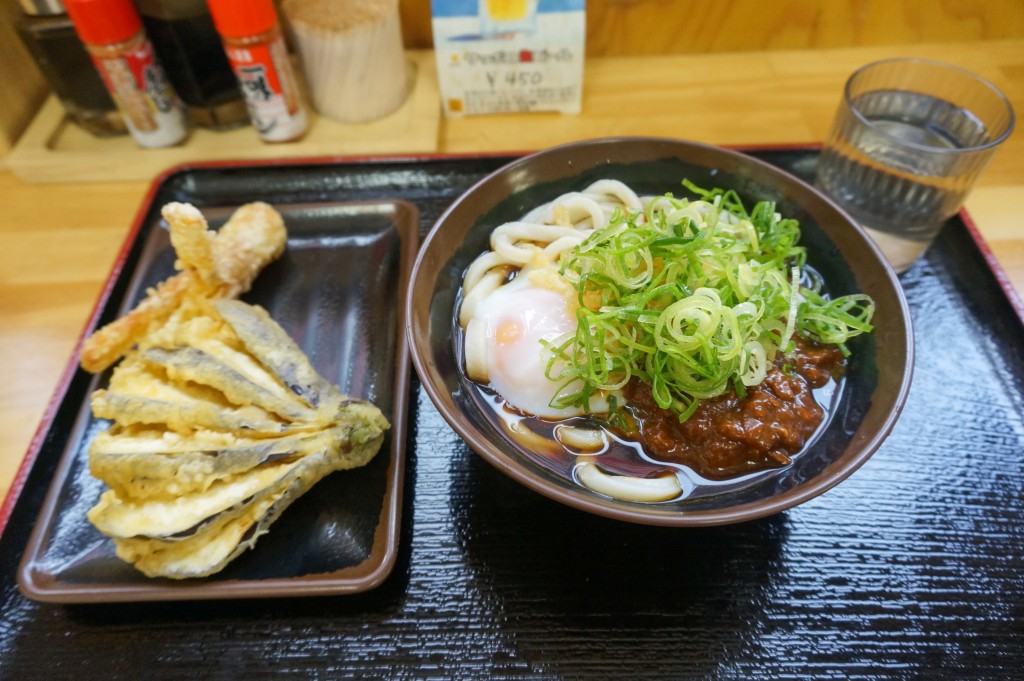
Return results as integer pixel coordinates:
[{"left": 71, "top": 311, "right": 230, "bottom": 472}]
[
  {"left": 495, "top": 319, "right": 523, "bottom": 344},
  {"left": 469, "top": 275, "right": 607, "bottom": 418}
]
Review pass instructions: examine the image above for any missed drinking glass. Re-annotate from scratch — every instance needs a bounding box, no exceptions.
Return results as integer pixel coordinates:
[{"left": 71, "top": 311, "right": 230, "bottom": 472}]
[{"left": 816, "top": 58, "right": 1014, "bottom": 273}]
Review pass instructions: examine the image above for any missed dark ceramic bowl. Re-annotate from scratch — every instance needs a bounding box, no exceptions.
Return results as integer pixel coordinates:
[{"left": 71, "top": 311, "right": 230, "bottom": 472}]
[{"left": 407, "top": 137, "right": 913, "bottom": 526}]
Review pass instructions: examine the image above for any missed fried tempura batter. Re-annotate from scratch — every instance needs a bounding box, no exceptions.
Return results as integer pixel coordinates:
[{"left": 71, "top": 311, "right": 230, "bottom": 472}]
[
  {"left": 79, "top": 202, "right": 286, "bottom": 373},
  {"left": 86, "top": 297, "right": 390, "bottom": 579},
  {"left": 80, "top": 205, "right": 390, "bottom": 579},
  {"left": 208, "top": 202, "right": 287, "bottom": 297},
  {"left": 165, "top": 202, "right": 217, "bottom": 284}
]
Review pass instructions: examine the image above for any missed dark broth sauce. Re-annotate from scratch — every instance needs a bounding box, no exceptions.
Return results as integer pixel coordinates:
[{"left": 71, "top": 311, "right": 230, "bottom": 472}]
[
  {"left": 465, "top": 337, "right": 845, "bottom": 503},
  {"left": 456, "top": 261, "right": 850, "bottom": 503}
]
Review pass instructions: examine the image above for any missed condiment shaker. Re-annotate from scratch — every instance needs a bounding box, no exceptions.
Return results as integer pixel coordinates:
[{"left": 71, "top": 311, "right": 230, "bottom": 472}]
[
  {"left": 64, "top": 0, "right": 188, "bottom": 148},
  {"left": 206, "top": 0, "right": 309, "bottom": 143},
  {"left": 14, "top": 0, "right": 125, "bottom": 137}
]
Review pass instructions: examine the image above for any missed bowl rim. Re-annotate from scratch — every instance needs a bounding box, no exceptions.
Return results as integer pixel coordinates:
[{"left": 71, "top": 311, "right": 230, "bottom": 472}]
[{"left": 406, "top": 136, "right": 914, "bottom": 526}]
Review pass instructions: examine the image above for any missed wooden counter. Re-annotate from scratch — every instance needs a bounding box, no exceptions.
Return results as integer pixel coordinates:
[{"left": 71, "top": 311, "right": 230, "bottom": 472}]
[{"left": 1, "top": 39, "right": 1021, "bottom": 504}]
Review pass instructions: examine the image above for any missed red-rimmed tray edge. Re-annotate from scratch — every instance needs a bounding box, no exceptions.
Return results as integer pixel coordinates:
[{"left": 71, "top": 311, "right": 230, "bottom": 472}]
[{"left": 3, "top": 143, "right": 1021, "bottom": 544}]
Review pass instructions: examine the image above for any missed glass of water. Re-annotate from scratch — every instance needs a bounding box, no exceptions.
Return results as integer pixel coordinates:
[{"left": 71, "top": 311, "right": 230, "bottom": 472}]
[{"left": 816, "top": 58, "right": 1014, "bottom": 273}]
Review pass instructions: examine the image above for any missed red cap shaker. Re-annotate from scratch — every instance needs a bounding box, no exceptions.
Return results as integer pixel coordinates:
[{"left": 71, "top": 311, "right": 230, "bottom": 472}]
[
  {"left": 206, "top": 0, "right": 308, "bottom": 143},
  {"left": 65, "top": 0, "right": 188, "bottom": 148}
]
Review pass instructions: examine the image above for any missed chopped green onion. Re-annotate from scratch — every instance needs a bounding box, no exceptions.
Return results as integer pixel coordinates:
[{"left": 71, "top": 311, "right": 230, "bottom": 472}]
[{"left": 546, "top": 180, "right": 875, "bottom": 420}]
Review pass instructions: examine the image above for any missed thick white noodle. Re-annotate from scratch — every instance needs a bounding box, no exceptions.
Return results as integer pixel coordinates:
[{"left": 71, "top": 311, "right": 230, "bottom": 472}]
[
  {"left": 575, "top": 461, "right": 682, "bottom": 502},
  {"left": 459, "top": 269, "right": 505, "bottom": 328},
  {"left": 491, "top": 223, "right": 582, "bottom": 264},
  {"left": 583, "top": 179, "right": 644, "bottom": 211},
  {"left": 464, "top": 317, "right": 489, "bottom": 381},
  {"left": 459, "top": 180, "right": 643, "bottom": 327},
  {"left": 552, "top": 195, "right": 608, "bottom": 230},
  {"left": 541, "top": 235, "right": 587, "bottom": 261},
  {"left": 464, "top": 251, "right": 506, "bottom": 293},
  {"left": 555, "top": 425, "right": 607, "bottom": 452}
]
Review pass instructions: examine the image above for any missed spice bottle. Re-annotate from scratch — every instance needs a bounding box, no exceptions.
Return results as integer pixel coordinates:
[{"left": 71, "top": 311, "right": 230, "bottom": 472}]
[
  {"left": 14, "top": 0, "right": 125, "bottom": 137},
  {"left": 135, "top": 0, "right": 248, "bottom": 130},
  {"left": 206, "top": 0, "right": 309, "bottom": 143},
  {"left": 65, "top": 0, "right": 188, "bottom": 148}
]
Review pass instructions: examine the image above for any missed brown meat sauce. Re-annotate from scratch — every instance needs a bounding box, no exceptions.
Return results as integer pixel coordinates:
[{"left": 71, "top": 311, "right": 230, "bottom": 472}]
[{"left": 620, "top": 339, "right": 846, "bottom": 479}]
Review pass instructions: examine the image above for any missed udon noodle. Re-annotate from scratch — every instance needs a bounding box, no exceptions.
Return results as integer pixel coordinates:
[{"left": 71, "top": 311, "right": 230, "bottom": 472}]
[
  {"left": 457, "top": 178, "right": 874, "bottom": 502},
  {"left": 460, "top": 180, "right": 643, "bottom": 323}
]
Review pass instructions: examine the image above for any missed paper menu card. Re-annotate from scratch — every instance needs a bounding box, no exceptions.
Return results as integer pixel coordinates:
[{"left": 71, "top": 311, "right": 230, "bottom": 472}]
[{"left": 431, "top": 0, "right": 586, "bottom": 116}]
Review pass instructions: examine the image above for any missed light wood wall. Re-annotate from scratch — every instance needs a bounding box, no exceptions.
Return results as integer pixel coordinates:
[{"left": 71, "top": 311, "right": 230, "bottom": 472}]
[
  {"left": 2, "top": 0, "right": 1023, "bottom": 158},
  {"left": 399, "top": 0, "right": 1024, "bottom": 54}
]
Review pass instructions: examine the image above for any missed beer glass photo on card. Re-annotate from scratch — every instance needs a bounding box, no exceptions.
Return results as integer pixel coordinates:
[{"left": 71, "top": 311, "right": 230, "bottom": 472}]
[
  {"left": 478, "top": 0, "right": 538, "bottom": 37},
  {"left": 816, "top": 58, "right": 1014, "bottom": 274}
]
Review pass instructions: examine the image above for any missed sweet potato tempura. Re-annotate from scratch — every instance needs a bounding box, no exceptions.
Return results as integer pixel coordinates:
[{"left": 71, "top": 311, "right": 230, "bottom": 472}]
[{"left": 80, "top": 202, "right": 286, "bottom": 373}]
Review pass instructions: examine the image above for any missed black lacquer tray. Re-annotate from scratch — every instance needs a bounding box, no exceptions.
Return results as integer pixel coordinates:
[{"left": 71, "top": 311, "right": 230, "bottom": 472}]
[{"left": 2, "top": 148, "right": 1022, "bottom": 679}]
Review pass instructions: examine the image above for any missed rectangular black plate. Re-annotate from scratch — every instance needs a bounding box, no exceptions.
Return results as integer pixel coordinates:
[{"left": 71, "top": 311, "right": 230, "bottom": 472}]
[
  {"left": 1, "top": 149, "right": 1022, "bottom": 677},
  {"left": 16, "top": 197, "right": 417, "bottom": 602}
]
